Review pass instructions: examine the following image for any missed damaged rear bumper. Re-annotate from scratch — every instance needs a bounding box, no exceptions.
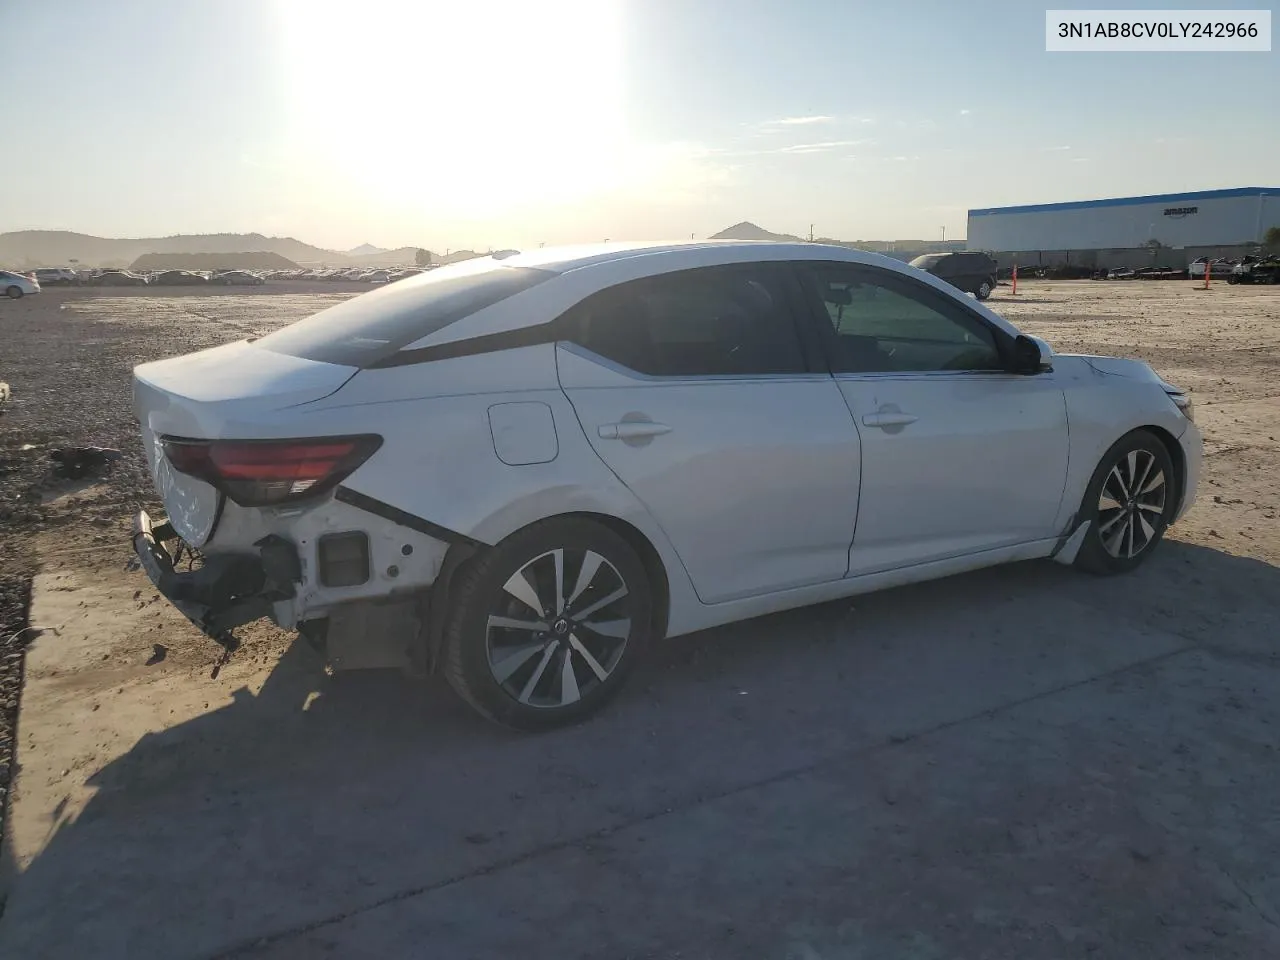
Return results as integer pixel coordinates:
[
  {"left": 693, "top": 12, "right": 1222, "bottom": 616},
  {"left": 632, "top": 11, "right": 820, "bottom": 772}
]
[{"left": 131, "top": 509, "right": 300, "bottom": 638}]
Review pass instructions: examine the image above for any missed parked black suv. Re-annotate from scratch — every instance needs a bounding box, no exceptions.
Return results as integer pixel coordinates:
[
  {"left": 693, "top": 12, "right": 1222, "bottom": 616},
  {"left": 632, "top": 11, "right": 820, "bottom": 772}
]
[{"left": 909, "top": 251, "right": 999, "bottom": 300}]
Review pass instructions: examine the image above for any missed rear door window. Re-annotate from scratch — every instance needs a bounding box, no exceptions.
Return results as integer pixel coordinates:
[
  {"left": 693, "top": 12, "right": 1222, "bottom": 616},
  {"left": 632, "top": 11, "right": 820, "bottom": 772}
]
[
  {"left": 563, "top": 264, "right": 808, "bottom": 377},
  {"left": 253, "top": 259, "right": 552, "bottom": 367}
]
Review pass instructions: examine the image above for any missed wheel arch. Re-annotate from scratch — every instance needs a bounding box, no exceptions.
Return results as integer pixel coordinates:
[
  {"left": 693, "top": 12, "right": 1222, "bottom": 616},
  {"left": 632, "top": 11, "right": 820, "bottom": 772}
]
[
  {"left": 423, "top": 509, "right": 674, "bottom": 673},
  {"left": 568, "top": 511, "right": 671, "bottom": 642},
  {"left": 1138, "top": 423, "right": 1186, "bottom": 516}
]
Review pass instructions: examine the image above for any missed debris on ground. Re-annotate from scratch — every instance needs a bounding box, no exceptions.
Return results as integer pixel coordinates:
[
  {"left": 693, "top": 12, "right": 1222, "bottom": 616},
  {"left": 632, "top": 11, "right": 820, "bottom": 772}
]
[{"left": 49, "top": 446, "right": 122, "bottom": 480}]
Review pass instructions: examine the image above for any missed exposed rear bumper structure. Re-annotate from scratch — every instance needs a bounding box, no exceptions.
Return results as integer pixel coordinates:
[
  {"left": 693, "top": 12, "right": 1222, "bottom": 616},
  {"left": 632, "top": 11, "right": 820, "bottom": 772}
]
[{"left": 132, "top": 510, "right": 301, "bottom": 639}]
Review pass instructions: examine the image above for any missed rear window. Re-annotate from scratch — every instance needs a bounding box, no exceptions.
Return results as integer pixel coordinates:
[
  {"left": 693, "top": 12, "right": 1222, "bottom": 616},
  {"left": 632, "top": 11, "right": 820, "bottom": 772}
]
[
  {"left": 909, "top": 255, "right": 943, "bottom": 269},
  {"left": 253, "top": 259, "right": 552, "bottom": 367}
]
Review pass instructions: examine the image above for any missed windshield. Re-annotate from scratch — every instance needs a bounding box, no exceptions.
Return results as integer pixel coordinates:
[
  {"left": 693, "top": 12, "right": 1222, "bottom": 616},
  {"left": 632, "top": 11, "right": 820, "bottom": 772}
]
[
  {"left": 909, "top": 255, "right": 943, "bottom": 269},
  {"left": 253, "top": 258, "right": 553, "bottom": 367}
]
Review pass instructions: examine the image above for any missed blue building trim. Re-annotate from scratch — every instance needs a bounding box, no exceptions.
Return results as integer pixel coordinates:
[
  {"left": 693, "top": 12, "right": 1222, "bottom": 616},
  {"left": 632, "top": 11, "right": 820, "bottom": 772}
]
[{"left": 969, "top": 187, "right": 1279, "bottom": 218}]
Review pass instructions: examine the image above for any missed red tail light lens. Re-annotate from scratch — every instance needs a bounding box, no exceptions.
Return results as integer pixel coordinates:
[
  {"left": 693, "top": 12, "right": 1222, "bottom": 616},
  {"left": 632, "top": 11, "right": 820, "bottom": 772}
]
[{"left": 161, "top": 435, "right": 382, "bottom": 507}]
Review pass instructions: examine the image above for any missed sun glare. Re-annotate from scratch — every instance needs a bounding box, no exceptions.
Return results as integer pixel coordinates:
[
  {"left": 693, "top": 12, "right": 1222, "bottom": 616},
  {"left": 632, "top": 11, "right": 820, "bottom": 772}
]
[{"left": 275, "top": 0, "right": 626, "bottom": 222}]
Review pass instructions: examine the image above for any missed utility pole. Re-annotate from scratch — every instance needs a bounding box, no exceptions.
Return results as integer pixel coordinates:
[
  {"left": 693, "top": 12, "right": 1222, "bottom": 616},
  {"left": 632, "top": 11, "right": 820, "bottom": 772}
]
[
  {"left": 941, "top": 226, "right": 946, "bottom": 242},
  {"left": 808, "top": 224, "right": 814, "bottom": 242}
]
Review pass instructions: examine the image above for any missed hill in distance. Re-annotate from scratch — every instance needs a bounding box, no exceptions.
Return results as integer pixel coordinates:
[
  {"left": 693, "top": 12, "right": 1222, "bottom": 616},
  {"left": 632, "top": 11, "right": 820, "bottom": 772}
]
[
  {"left": 131, "top": 251, "right": 301, "bottom": 272},
  {"left": 0, "top": 231, "right": 428, "bottom": 269},
  {"left": 710, "top": 221, "right": 804, "bottom": 242},
  {"left": 346, "top": 243, "right": 389, "bottom": 257},
  {"left": 709, "top": 222, "right": 967, "bottom": 260}
]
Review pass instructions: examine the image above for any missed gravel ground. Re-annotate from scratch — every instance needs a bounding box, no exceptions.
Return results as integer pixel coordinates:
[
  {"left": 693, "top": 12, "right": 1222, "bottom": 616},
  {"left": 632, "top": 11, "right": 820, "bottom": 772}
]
[{"left": 0, "top": 282, "right": 367, "bottom": 888}]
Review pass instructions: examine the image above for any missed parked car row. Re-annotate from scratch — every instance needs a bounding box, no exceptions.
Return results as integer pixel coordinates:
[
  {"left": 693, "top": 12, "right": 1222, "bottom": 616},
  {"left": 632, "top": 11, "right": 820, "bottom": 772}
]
[
  {"left": 1095, "top": 266, "right": 1189, "bottom": 280},
  {"left": 270, "top": 267, "right": 431, "bottom": 283},
  {"left": 97, "top": 269, "right": 269, "bottom": 286},
  {"left": 34, "top": 267, "right": 82, "bottom": 286},
  {"left": 998, "top": 265, "right": 1098, "bottom": 281},
  {"left": 1225, "top": 256, "right": 1280, "bottom": 285},
  {"left": 5, "top": 265, "right": 434, "bottom": 291}
]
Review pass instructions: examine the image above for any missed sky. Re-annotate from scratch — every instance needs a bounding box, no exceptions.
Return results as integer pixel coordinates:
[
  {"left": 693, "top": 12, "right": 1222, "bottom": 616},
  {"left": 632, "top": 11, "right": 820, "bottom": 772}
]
[{"left": 1, "top": 0, "right": 1276, "bottom": 251}]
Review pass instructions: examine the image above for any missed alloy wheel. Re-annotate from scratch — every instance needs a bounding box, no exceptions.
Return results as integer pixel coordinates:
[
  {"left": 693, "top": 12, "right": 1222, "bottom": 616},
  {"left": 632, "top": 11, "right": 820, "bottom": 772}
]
[
  {"left": 485, "top": 548, "right": 632, "bottom": 709},
  {"left": 1096, "top": 449, "right": 1167, "bottom": 559}
]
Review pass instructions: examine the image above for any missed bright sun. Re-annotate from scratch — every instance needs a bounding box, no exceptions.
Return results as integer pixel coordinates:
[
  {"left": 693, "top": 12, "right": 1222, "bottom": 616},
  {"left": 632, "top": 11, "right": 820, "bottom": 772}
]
[{"left": 275, "top": 0, "right": 627, "bottom": 221}]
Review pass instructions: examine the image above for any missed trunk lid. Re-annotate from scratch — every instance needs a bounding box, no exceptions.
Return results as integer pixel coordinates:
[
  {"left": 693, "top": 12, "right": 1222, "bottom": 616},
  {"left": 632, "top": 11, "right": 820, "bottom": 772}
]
[{"left": 133, "top": 340, "right": 357, "bottom": 545}]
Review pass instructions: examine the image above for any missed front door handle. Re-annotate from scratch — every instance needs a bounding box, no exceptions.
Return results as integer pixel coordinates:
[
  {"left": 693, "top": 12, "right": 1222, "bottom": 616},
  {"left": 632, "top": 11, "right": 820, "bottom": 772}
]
[
  {"left": 599, "top": 421, "right": 672, "bottom": 440},
  {"left": 861, "top": 412, "right": 918, "bottom": 428}
]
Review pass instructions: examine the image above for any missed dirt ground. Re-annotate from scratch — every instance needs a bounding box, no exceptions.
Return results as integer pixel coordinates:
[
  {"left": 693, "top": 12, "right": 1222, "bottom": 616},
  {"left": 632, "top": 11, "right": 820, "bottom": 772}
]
[{"left": 0, "top": 279, "right": 1277, "bottom": 959}]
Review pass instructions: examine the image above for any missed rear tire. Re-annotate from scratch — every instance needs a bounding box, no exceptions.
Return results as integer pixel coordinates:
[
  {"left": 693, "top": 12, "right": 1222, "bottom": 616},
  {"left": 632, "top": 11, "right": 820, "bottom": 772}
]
[
  {"left": 1074, "top": 430, "right": 1176, "bottom": 576},
  {"left": 5, "top": 286, "right": 22, "bottom": 299},
  {"left": 441, "top": 517, "right": 654, "bottom": 731}
]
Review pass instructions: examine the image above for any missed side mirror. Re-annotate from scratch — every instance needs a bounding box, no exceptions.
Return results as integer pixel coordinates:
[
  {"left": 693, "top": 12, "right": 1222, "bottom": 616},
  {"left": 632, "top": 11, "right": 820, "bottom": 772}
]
[{"left": 1012, "top": 334, "right": 1046, "bottom": 374}]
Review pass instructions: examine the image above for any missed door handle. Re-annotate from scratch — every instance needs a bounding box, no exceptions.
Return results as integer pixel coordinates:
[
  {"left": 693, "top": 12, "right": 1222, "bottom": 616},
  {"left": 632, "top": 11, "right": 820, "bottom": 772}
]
[
  {"left": 861, "top": 412, "right": 918, "bottom": 428},
  {"left": 598, "top": 421, "right": 672, "bottom": 440}
]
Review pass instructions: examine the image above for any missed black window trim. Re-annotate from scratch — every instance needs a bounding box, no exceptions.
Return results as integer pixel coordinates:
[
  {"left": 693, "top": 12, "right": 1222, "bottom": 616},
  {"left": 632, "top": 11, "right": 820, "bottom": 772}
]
[
  {"left": 786, "top": 260, "right": 1018, "bottom": 376},
  {"left": 365, "top": 262, "right": 825, "bottom": 377},
  {"left": 255, "top": 265, "right": 556, "bottom": 369}
]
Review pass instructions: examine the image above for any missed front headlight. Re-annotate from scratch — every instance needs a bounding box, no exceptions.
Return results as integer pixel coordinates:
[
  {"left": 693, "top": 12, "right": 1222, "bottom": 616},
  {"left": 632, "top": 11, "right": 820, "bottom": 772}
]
[{"left": 1168, "top": 392, "right": 1194, "bottom": 422}]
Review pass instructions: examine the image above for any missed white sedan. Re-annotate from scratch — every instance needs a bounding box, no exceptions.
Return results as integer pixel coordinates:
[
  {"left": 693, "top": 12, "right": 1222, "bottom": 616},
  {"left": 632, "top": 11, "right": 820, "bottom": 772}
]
[
  {"left": 1, "top": 270, "right": 41, "bottom": 298},
  {"left": 132, "top": 242, "right": 1201, "bottom": 729}
]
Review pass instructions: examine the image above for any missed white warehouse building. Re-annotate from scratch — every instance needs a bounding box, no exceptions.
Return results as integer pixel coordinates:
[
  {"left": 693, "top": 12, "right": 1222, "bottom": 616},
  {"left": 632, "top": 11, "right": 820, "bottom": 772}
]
[{"left": 967, "top": 187, "right": 1279, "bottom": 264}]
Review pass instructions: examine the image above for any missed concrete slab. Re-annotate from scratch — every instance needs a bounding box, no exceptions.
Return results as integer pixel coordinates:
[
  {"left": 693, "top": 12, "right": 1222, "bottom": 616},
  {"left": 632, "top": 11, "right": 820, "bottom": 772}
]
[
  {"left": 0, "top": 555, "right": 1198, "bottom": 959},
  {"left": 245, "top": 649, "right": 1280, "bottom": 960}
]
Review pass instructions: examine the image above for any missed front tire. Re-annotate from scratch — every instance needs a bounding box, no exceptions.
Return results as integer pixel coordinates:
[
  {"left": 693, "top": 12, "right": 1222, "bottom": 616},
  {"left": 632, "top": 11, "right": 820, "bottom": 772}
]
[
  {"left": 975, "top": 278, "right": 993, "bottom": 300},
  {"left": 1074, "top": 430, "right": 1176, "bottom": 575},
  {"left": 441, "top": 518, "right": 654, "bottom": 730},
  {"left": 5, "top": 285, "right": 22, "bottom": 299}
]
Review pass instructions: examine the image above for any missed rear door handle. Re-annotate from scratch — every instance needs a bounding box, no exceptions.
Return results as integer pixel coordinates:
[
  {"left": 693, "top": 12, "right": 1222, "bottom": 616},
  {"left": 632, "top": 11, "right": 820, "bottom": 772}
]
[
  {"left": 598, "top": 421, "right": 672, "bottom": 440},
  {"left": 861, "top": 412, "right": 918, "bottom": 428}
]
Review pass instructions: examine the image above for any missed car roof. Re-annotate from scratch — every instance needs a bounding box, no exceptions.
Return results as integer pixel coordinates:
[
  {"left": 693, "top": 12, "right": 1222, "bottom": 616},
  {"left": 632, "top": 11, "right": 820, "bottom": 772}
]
[
  {"left": 395, "top": 240, "right": 1022, "bottom": 352},
  {"left": 496, "top": 240, "right": 896, "bottom": 275}
]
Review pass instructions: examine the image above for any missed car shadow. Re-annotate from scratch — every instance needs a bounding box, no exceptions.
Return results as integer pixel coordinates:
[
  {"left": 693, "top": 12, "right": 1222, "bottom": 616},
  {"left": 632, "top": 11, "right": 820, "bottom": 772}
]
[
  {"left": 985, "top": 296, "right": 1063, "bottom": 304},
  {"left": 2, "top": 539, "right": 1277, "bottom": 958}
]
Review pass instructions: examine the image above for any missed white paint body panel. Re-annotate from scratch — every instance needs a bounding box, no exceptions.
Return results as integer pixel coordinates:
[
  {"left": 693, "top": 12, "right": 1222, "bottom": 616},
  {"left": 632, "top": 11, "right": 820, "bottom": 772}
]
[
  {"left": 837, "top": 372, "right": 1069, "bottom": 574},
  {"left": 557, "top": 346, "right": 860, "bottom": 603},
  {"left": 129, "top": 241, "right": 1202, "bottom": 641}
]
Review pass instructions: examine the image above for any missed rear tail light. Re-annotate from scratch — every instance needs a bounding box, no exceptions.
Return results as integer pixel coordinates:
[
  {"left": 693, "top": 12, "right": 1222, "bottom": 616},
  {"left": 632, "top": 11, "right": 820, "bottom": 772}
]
[{"left": 161, "top": 435, "right": 382, "bottom": 507}]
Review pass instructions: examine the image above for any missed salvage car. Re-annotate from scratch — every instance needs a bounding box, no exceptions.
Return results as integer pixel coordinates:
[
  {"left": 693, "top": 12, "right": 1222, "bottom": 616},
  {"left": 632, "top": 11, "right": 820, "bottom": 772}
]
[
  {"left": 153, "top": 270, "right": 210, "bottom": 286},
  {"left": 212, "top": 270, "right": 266, "bottom": 285},
  {"left": 1228, "top": 256, "right": 1280, "bottom": 284},
  {"left": 0, "top": 270, "right": 40, "bottom": 298},
  {"left": 908, "top": 251, "right": 999, "bottom": 300},
  {"left": 132, "top": 242, "right": 1202, "bottom": 729},
  {"left": 33, "top": 267, "right": 81, "bottom": 286},
  {"left": 95, "top": 270, "right": 149, "bottom": 286},
  {"left": 1187, "top": 257, "right": 1235, "bottom": 280}
]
